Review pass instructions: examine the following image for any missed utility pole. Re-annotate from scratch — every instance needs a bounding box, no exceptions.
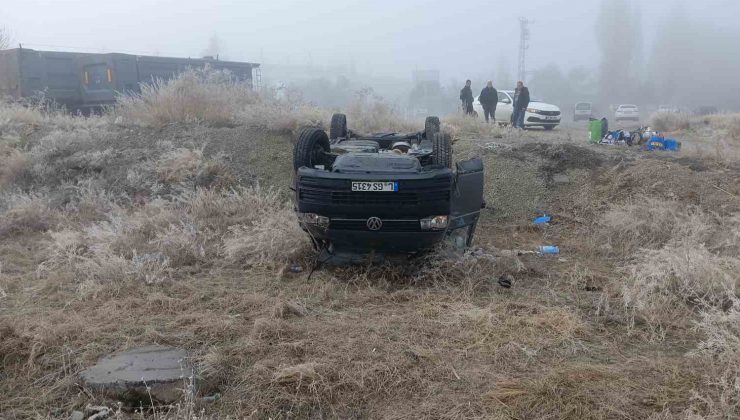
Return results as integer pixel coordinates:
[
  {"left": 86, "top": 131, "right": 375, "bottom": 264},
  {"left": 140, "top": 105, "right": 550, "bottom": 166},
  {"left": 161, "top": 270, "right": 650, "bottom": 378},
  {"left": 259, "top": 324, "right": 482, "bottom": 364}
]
[{"left": 517, "top": 17, "right": 532, "bottom": 82}]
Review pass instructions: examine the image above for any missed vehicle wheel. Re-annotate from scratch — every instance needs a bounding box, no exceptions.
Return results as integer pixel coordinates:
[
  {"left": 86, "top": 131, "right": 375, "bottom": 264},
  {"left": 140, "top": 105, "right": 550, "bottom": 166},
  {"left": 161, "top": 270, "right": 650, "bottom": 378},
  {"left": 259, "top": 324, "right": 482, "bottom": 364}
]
[
  {"left": 329, "top": 113, "right": 347, "bottom": 140},
  {"left": 294, "top": 128, "right": 331, "bottom": 171},
  {"left": 431, "top": 132, "right": 452, "bottom": 168},
  {"left": 424, "top": 116, "right": 440, "bottom": 139},
  {"left": 544, "top": 125, "right": 555, "bottom": 131}
]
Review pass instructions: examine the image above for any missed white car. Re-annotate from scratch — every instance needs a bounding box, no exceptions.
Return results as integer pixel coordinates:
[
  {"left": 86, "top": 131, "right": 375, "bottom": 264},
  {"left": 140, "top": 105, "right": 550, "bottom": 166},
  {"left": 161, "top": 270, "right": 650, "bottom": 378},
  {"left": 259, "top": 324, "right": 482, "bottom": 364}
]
[
  {"left": 474, "top": 90, "right": 561, "bottom": 130},
  {"left": 615, "top": 104, "right": 640, "bottom": 121},
  {"left": 658, "top": 105, "right": 680, "bottom": 114},
  {"left": 574, "top": 102, "right": 593, "bottom": 121}
]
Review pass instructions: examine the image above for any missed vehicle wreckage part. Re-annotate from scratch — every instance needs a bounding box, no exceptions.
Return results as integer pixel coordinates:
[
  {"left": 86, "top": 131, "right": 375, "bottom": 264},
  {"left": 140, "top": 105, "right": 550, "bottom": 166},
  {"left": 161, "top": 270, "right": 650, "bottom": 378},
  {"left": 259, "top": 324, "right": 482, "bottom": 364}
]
[
  {"left": 332, "top": 153, "right": 421, "bottom": 174},
  {"left": 431, "top": 132, "right": 452, "bottom": 168},
  {"left": 425, "top": 116, "right": 440, "bottom": 139},
  {"left": 420, "top": 215, "right": 449, "bottom": 230},
  {"left": 298, "top": 212, "right": 330, "bottom": 228},
  {"left": 391, "top": 141, "right": 412, "bottom": 153},
  {"left": 450, "top": 158, "right": 485, "bottom": 246},
  {"left": 294, "top": 128, "right": 331, "bottom": 171},
  {"left": 331, "top": 140, "right": 380, "bottom": 154},
  {"left": 330, "top": 113, "right": 348, "bottom": 140}
]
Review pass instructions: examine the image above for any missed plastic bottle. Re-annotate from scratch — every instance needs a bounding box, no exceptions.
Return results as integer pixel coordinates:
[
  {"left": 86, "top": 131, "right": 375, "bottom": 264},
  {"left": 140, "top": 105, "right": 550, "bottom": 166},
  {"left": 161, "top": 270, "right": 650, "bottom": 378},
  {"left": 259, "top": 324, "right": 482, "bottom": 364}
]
[{"left": 538, "top": 246, "right": 560, "bottom": 255}]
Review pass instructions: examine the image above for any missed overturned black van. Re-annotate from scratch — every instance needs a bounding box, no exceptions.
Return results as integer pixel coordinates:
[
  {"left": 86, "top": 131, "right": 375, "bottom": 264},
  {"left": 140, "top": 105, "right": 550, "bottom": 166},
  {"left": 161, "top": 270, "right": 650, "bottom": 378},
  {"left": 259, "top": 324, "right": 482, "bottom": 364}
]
[{"left": 293, "top": 114, "right": 485, "bottom": 261}]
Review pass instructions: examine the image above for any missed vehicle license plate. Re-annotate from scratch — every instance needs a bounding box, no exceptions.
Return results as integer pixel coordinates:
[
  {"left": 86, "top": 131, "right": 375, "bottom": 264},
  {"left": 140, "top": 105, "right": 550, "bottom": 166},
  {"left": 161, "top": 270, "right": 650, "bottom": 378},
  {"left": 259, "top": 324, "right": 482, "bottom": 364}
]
[
  {"left": 352, "top": 181, "right": 398, "bottom": 192},
  {"left": 545, "top": 116, "right": 559, "bottom": 121}
]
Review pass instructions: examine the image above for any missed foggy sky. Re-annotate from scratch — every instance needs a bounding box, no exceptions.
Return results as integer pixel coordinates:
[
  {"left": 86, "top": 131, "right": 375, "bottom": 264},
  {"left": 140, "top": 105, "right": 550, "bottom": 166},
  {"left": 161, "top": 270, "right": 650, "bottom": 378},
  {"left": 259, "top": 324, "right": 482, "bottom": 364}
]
[{"left": 3, "top": 0, "right": 740, "bottom": 82}]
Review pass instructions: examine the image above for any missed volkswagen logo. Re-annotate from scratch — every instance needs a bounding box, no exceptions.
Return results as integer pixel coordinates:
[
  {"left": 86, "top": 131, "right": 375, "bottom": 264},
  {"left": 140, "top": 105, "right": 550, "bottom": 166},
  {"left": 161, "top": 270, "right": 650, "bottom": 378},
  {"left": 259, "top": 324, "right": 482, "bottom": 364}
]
[{"left": 366, "top": 217, "right": 383, "bottom": 231}]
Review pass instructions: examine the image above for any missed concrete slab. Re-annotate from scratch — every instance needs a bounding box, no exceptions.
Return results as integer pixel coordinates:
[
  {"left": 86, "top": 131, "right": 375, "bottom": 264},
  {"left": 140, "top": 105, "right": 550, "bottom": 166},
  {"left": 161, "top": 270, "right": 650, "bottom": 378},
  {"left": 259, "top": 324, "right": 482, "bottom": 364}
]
[{"left": 80, "top": 345, "right": 192, "bottom": 405}]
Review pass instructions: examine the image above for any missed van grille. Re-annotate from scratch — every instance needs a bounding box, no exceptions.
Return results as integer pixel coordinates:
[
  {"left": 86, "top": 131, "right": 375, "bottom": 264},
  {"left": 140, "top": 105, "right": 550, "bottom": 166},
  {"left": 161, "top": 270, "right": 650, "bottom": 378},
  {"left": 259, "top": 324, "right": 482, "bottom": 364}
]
[
  {"left": 330, "top": 219, "right": 422, "bottom": 232},
  {"left": 298, "top": 176, "right": 451, "bottom": 207}
]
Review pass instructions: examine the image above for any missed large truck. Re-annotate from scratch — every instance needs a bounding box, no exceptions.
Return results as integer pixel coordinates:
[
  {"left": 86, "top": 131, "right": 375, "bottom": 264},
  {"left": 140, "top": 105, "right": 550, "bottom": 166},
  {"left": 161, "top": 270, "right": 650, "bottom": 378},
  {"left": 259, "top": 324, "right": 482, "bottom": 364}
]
[{"left": 0, "top": 47, "right": 259, "bottom": 110}]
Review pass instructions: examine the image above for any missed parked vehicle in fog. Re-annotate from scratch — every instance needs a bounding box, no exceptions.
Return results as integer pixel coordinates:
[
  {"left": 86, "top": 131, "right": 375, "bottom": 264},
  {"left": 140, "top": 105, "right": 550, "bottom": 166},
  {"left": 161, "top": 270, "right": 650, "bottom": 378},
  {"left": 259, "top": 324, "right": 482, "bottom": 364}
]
[
  {"left": 574, "top": 102, "right": 593, "bottom": 121},
  {"left": 473, "top": 90, "right": 561, "bottom": 130},
  {"left": 615, "top": 104, "right": 640, "bottom": 122},
  {"left": 657, "top": 105, "right": 680, "bottom": 114}
]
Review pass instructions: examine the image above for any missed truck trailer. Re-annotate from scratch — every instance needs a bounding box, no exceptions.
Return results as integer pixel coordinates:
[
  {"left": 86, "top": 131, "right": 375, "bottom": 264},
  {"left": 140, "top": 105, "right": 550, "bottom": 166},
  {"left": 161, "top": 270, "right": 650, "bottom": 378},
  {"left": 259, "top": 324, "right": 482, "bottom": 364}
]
[{"left": 0, "top": 48, "right": 259, "bottom": 110}]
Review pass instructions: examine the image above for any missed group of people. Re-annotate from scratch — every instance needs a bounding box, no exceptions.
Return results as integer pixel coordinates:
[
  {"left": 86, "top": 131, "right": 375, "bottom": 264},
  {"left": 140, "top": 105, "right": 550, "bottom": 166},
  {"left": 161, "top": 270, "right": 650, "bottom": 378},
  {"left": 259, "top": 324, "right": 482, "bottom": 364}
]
[{"left": 459, "top": 80, "right": 530, "bottom": 128}]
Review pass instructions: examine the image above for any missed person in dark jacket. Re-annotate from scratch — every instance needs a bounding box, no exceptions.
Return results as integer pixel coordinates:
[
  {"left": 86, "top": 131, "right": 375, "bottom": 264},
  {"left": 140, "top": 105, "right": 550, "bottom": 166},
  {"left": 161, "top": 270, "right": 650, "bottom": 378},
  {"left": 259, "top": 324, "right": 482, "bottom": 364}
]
[
  {"left": 512, "top": 81, "right": 530, "bottom": 129},
  {"left": 479, "top": 81, "right": 498, "bottom": 123},
  {"left": 460, "top": 80, "right": 474, "bottom": 116}
]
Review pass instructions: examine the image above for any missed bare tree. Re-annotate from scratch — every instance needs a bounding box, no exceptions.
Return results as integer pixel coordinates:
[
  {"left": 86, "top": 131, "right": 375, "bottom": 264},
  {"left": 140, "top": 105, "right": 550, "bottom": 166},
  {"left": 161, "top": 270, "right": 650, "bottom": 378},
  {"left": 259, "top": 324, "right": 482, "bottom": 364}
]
[
  {"left": 0, "top": 26, "right": 10, "bottom": 50},
  {"left": 596, "top": 0, "right": 641, "bottom": 104},
  {"left": 201, "top": 34, "right": 221, "bottom": 59}
]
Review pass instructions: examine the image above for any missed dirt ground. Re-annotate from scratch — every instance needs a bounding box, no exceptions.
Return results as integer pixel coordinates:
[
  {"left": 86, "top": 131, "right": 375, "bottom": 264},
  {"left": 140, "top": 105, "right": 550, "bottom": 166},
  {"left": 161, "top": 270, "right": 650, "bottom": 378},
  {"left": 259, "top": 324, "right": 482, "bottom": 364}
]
[{"left": 1, "top": 118, "right": 739, "bottom": 419}]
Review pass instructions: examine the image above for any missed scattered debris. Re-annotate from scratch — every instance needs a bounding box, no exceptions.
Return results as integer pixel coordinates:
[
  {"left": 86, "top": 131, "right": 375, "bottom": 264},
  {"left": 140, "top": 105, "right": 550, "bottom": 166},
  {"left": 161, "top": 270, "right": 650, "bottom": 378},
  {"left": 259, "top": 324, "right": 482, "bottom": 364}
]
[
  {"left": 533, "top": 215, "right": 552, "bottom": 225},
  {"left": 538, "top": 246, "right": 560, "bottom": 255},
  {"left": 498, "top": 274, "right": 514, "bottom": 288},
  {"left": 646, "top": 136, "right": 681, "bottom": 151},
  {"left": 289, "top": 264, "right": 303, "bottom": 273},
  {"left": 600, "top": 130, "right": 636, "bottom": 146},
  {"left": 79, "top": 345, "right": 192, "bottom": 405},
  {"left": 491, "top": 248, "right": 535, "bottom": 257}
]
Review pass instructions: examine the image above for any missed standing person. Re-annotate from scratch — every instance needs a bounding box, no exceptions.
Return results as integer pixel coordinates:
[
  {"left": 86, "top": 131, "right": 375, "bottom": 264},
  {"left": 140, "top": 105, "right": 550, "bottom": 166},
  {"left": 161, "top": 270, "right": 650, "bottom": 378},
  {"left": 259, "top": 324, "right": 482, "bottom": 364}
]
[
  {"left": 512, "top": 81, "right": 530, "bottom": 129},
  {"left": 479, "top": 81, "right": 498, "bottom": 123},
  {"left": 460, "top": 80, "right": 474, "bottom": 116}
]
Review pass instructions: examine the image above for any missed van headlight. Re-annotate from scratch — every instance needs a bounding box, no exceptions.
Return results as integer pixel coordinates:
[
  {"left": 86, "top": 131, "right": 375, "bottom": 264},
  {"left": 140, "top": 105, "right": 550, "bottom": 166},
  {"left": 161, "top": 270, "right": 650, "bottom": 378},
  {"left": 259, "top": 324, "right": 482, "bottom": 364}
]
[
  {"left": 420, "top": 216, "right": 449, "bottom": 231},
  {"left": 298, "top": 213, "right": 330, "bottom": 228}
]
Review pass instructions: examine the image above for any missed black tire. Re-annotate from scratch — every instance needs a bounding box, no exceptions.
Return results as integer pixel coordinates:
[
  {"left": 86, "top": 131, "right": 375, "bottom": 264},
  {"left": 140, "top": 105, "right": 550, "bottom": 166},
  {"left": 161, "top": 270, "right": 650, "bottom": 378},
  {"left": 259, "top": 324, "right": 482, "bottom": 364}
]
[
  {"left": 424, "top": 116, "right": 440, "bottom": 139},
  {"left": 329, "top": 113, "right": 347, "bottom": 140},
  {"left": 293, "top": 128, "right": 331, "bottom": 171},
  {"left": 432, "top": 132, "right": 452, "bottom": 168}
]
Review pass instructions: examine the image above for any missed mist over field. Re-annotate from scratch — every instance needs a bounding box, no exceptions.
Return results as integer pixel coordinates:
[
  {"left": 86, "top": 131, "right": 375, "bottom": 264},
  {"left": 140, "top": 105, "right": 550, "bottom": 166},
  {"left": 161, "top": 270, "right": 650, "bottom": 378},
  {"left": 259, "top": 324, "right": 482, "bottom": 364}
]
[
  {"left": 4, "top": 0, "right": 740, "bottom": 112},
  {"left": 2, "top": 2, "right": 740, "bottom": 419}
]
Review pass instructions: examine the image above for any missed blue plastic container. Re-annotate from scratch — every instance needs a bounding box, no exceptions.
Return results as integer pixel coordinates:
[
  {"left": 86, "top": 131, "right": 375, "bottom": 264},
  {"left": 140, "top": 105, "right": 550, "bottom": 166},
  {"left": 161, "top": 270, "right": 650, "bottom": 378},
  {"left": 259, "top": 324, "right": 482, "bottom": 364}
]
[
  {"left": 538, "top": 246, "right": 560, "bottom": 255},
  {"left": 647, "top": 136, "right": 680, "bottom": 151},
  {"left": 647, "top": 136, "right": 666, "bottom": 151},
  {"left": 534, "top": 215, "right": 552, "bottom": 225},
  {"left": 663, "top": 139, "right": 681, "bottom": 151}
]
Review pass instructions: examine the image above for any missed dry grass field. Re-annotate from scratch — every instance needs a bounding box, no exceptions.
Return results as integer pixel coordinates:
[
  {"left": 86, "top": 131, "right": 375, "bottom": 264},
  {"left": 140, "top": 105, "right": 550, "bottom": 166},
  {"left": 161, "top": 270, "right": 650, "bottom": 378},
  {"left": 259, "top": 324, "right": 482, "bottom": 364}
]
[{"left": 1, "top": 71, "right": 739, "bottom": 419}]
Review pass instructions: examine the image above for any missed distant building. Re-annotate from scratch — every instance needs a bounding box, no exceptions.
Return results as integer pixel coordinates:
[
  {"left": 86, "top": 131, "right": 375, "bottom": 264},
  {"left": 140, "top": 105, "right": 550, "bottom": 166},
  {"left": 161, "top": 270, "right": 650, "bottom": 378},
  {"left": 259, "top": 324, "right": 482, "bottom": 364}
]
[
  {"left": 0, "top": 47, "right": 260, "bottom": 110},
  {"left": 410, "top": 69, "right": 449, "bottom": 116}
]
